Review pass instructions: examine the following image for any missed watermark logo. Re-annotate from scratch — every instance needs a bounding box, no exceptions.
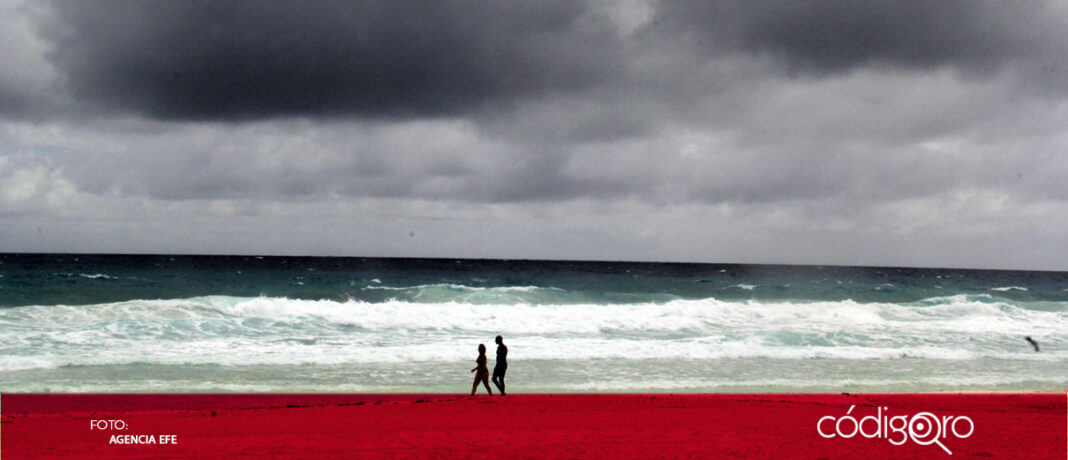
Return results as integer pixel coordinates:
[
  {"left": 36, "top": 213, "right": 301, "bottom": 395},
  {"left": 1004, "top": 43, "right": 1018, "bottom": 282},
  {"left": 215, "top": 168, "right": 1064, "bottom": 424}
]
[{"left": 817, "top": 405, "right": 974, "bottom": 455}]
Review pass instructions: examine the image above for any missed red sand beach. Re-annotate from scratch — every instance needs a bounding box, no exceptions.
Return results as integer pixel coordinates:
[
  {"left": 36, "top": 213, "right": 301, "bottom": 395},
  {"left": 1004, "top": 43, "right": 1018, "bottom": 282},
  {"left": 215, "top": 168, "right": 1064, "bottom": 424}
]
[{"left": 2, "top": 393, "right": 1065, "bottom": 459}]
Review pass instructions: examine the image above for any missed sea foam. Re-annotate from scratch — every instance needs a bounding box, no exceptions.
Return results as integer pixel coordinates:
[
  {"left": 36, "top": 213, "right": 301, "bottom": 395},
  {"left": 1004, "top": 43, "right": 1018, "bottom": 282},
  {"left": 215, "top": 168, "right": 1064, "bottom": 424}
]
[{"left": 0, "top": 295, "right": 1064, "bottom": 372}]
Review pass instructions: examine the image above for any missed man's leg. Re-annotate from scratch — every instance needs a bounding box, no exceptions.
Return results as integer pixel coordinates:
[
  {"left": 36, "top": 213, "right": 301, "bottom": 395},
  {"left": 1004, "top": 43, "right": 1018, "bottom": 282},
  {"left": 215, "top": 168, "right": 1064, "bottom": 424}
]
[{"left": 492, "top": 367, "right": 506, "bottom": 395}]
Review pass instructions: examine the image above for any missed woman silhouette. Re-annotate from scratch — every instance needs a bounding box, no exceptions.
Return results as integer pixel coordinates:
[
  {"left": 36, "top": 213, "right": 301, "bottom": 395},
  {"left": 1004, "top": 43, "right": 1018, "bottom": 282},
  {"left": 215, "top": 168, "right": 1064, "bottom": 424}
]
[{"left": 470, "top": 343, "right": 493, "bottom": 396}]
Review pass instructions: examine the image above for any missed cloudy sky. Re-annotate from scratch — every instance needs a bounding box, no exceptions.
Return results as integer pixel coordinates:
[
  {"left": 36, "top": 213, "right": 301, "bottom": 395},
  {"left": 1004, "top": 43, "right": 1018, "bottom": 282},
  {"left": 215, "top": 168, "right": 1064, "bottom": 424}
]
[{"left": 2, "top": 0, "right": 1067, "bottom": 270}]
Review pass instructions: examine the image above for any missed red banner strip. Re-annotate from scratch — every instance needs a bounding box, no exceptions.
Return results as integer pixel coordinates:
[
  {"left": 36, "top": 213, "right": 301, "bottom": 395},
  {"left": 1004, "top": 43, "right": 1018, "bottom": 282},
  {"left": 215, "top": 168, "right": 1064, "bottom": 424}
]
[{"left": 3, "top": 393, "right": 1065, "bottom": 459}]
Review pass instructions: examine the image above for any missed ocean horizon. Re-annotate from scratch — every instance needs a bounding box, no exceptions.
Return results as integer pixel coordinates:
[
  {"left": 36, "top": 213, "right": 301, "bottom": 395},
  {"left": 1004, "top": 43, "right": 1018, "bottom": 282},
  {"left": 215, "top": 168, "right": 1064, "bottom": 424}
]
[{"left": 2, "top": 253, "right": 1065, "bottom": 393}]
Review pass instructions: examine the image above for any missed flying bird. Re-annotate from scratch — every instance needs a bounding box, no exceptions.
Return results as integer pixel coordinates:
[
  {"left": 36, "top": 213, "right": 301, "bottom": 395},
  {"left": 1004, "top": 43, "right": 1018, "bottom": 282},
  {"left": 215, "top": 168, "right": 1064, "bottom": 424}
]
[{"left": 1024, "top": 336, "right": 1040, "bottom": 352}]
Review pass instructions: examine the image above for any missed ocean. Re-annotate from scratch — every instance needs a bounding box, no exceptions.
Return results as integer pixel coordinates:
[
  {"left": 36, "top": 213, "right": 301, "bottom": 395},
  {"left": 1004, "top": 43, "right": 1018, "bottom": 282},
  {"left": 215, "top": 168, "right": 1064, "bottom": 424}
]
[{"left": 0, "top": 254, "right": 1065, "bottom": 393}]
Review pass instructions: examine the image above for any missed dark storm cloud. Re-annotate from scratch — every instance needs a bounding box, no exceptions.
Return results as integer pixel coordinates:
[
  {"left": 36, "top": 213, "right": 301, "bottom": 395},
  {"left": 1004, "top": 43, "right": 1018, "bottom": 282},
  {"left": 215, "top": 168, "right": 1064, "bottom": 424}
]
[
  {"left": 655, "top": 0, "right": 1067, "bottom": 76},
  {"left": 40, "top": 0, "right": 620, "bottom": 120},
  {"left": 0, "top": 88, "right": 23, "bottom": 113},
  {"left": 30, "top": 0, "right": 1068, "bottom": 123}
]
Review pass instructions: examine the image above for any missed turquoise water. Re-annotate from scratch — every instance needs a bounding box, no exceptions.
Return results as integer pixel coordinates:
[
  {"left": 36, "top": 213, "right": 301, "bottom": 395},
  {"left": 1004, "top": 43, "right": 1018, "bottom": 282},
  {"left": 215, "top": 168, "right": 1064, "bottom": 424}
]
[{"left": 1, "top": 254, "right": 1065, "bottom": 392}]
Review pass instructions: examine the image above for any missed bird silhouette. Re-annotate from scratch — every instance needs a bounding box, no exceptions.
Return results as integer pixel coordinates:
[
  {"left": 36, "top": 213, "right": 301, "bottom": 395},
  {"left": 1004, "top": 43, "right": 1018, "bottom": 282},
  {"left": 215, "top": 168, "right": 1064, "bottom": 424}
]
[{"left": 1024, "top": 336, "right": 1040, "bottom": 352}]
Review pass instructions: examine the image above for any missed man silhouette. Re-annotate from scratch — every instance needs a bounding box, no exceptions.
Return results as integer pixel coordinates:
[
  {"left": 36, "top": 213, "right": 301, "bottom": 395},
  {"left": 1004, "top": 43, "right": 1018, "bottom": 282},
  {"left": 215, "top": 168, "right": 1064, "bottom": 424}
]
[{"left": 492, "top": 335, "right": 508, "bottom": 396}]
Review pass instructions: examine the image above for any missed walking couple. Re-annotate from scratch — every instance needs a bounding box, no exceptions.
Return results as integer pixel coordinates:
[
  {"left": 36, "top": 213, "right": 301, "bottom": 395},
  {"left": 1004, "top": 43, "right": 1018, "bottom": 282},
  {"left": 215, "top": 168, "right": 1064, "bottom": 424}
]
[{"left": 471, "top": 335, "right": 507, "bottom": 396}]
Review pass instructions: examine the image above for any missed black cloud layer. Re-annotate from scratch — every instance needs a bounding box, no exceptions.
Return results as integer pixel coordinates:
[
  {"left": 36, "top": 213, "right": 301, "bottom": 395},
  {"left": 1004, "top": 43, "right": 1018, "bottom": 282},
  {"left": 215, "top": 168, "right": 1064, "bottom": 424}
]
[
  {"left": 42, "top": 0, "right": 619, "bottom": 120},
  {"left": 655, "top": 0, "right": 1064, "bottom": 75},
  {"left": 34, "top": 1, "right": 1067, "bottom": 121}
]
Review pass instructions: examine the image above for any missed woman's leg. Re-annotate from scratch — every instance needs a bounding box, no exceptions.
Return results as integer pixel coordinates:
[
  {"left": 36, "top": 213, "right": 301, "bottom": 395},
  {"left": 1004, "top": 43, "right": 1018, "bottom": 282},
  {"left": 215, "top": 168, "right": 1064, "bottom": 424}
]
[{"left": 481, "top": 374, "right": 493, "bottom": 395}]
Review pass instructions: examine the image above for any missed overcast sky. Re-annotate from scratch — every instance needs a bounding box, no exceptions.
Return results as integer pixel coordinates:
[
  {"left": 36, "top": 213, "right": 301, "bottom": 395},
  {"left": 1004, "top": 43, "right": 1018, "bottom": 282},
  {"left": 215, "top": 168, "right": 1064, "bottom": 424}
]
[{"left": 2, "top": 0, "right": 1067, "bottom": 270}]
